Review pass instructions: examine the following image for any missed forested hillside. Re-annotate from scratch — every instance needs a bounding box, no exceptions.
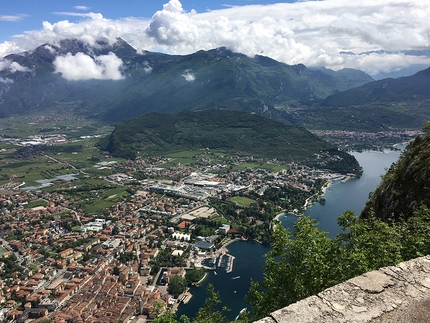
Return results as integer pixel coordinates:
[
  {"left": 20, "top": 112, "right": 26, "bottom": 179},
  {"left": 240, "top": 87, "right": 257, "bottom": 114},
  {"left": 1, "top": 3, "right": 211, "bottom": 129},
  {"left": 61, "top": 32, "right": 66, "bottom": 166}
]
[
  {"left": 323, "top": 67, "right": 430, "bottom": 107},
  {"left": 361, "top": 122, "right": 430, "bottom": 221},
  {"left": 98, "top": 109, "right": 360, "bottom": 174}
]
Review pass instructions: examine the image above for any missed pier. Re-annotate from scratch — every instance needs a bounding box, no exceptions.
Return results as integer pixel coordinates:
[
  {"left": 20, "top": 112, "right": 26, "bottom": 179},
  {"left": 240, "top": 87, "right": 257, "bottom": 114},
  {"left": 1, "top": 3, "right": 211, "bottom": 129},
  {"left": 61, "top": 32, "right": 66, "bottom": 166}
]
[{"left": 217, "top": 253, "right": 235, "bottom": 273}]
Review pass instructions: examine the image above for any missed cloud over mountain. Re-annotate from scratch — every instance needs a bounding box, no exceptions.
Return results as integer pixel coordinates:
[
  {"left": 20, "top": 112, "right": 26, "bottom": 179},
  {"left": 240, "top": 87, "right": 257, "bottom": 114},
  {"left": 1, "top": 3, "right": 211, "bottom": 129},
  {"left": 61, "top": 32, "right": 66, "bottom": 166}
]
[
  {"left": 182, "top": 70, "right": 195, "bottom": 81},
  {"left": 0, "top": 60, "right": 30, "bottom": 73},
  {"left": 1, "top": 0, "right": 429, "bottom": 76},
  {"left": 53, "top": 52, "right": 124, "bottom": 81}
]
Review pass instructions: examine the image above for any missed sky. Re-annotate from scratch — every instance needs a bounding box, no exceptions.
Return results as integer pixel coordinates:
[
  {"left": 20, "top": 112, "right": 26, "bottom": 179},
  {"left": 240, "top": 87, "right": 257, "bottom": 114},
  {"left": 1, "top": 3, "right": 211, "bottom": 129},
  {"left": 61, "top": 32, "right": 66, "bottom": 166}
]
[{"left": 0, "top": 0, "right": 429, "bottom": 77}]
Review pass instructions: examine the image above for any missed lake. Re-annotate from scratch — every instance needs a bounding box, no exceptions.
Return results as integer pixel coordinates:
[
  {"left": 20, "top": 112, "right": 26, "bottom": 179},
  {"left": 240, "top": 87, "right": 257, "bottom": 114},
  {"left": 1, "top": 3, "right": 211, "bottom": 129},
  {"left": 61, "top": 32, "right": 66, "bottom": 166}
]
[
  {"left": 177, "top": 146, "right": 404, "bottom": 320},
  {"left": 280, "top": 146, "right": 404, "bottom": 237},
  {"left": 176, "top": 241, "right": 271, "bottom": 320}
]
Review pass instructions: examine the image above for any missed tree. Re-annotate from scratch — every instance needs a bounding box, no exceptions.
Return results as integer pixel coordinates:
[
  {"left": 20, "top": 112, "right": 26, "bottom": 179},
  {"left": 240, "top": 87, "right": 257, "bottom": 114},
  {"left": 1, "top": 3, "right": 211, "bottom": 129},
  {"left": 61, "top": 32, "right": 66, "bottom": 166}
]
[
  {"left": 246, "top": 207, "right": 430, "bottom": 320},
  {"left": 422, "top": 120, "right": 430, "bottom": 134},
  {"left": 335, "top": 210, "right": 402, "bottom": 276},
  {"left": 185, "top": 268, "right": 205, "bottom": 285},
  {"left": 247, "top": 216, "right": 337, "bottom": 319},
  {"left": 190, "top": 284, "right": 230, "bottom": 323},
  {"left": 167, "top": 275, "right": 187, "bottom": 298},
  {"left": 112, "top": 226, "right": 120, "bottom": 235},
  {"left": 113, "top": 266, "right": 120, "bottom": 276},
  {"left": 152, "top": 284, "right": 232, "bottom": 323}
]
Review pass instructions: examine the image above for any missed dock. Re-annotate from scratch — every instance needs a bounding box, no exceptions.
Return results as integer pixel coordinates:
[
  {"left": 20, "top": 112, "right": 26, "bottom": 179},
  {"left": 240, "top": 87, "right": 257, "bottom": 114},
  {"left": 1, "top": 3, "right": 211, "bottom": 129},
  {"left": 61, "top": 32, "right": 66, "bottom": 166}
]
[
  {"left": 226, "top": 255, "right": 235, "bottom": 273},
  {"left": 181, "top": 292, "right": 193, "bottom": 304},
  {"left": 217, "top": 253, "right": 235, "bottom": 273}
]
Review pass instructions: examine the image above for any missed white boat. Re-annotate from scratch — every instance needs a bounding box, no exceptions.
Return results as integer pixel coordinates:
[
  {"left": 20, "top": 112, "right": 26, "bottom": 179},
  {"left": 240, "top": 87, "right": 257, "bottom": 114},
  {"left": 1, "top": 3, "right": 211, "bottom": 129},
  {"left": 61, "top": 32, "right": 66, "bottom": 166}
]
[
  {"left": 214, "top": 271, "right": 217, "bottom": 275},
  {"left": 232, "top": 276, "right": 240, "bottom": 280},
  {"left": 235, "top": 308, "right": 247, "bottom": 321}
]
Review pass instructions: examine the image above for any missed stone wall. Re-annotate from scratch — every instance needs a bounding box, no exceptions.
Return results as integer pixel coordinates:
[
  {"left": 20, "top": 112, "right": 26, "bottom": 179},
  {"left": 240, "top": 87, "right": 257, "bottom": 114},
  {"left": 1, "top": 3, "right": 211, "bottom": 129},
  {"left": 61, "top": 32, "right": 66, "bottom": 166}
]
[{"left": 255, "top": 255, "right": 430, "bottom": 323}]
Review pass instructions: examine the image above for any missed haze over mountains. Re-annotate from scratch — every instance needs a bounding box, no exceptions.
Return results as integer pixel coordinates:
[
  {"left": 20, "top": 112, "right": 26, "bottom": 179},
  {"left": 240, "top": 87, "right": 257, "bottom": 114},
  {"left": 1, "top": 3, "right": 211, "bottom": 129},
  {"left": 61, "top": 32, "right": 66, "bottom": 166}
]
[{"left": 0, "top": 38, "right": 429, "bottom": 132}]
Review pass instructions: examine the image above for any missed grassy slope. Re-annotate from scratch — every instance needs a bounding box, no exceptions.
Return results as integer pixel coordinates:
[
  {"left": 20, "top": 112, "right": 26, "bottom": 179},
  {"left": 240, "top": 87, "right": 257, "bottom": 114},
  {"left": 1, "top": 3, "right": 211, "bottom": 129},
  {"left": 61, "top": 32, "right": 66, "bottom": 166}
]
[{"left": 361, "top": 129, "right": 430, "bottom": 221}]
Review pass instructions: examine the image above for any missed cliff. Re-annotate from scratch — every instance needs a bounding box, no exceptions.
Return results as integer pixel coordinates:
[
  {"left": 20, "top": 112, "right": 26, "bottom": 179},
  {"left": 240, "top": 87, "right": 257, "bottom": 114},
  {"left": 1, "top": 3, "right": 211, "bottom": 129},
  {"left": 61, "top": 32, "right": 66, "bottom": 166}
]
[{"left": 361, "top": 128, "right": 430, "bottom": 221}]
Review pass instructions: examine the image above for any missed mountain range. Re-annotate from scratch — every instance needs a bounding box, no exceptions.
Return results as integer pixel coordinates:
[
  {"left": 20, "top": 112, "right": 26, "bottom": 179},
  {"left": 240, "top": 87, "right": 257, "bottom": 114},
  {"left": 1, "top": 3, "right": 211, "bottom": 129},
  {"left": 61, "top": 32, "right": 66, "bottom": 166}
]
[
  {"left": 0, "top": 38, "right": 429, "bottom": 131},
  {"left": 0, "top": 38, "right": 372, "bottom": 123}
]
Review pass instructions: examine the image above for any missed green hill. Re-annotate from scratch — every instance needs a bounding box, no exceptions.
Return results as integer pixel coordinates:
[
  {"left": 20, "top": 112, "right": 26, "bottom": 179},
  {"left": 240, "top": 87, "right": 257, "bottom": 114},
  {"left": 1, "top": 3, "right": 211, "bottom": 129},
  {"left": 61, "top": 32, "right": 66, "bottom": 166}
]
[{"left": 98, "top": 109, "right": 361, "bottom": 174}]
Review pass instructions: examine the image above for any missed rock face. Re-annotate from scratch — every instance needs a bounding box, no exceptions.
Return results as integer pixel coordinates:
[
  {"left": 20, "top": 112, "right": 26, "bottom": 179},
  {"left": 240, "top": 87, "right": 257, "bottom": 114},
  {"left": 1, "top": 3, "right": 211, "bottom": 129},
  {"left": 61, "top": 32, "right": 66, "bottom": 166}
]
[
  {"left": 255, "top": 256, "right": 430, "bottom": 323},
  {"left": 361, "top": 131, "right": 430, "bottom": 221}
]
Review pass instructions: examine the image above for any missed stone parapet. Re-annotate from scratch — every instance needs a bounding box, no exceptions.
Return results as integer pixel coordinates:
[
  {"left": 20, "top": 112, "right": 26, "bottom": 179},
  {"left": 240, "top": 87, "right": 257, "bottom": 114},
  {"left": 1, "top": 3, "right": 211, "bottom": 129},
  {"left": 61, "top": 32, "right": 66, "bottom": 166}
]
[{"left": 255, "top": 255, "right": 430, "bottom": 323}]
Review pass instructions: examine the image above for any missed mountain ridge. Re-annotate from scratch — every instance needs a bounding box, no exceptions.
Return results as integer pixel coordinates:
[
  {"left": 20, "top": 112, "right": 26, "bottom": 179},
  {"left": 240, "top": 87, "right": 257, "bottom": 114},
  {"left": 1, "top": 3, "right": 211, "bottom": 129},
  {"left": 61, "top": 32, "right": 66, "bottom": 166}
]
[
  {"left": 0, "top": 38, "right": 373, "bottom": 122},
  {"left": 323, "top": 67, "right": 430, "bottom": 107}
]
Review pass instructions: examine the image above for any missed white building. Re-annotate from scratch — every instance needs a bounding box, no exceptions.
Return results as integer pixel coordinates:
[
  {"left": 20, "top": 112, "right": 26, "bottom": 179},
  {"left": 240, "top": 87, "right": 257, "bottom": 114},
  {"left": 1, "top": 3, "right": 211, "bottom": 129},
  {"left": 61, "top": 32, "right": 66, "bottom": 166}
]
[
  {"left": 219, "top": 224, "right": 231, "bottom": 235},
  {"left": 172, "top": 232, "right": 191, "bottom": 241}
]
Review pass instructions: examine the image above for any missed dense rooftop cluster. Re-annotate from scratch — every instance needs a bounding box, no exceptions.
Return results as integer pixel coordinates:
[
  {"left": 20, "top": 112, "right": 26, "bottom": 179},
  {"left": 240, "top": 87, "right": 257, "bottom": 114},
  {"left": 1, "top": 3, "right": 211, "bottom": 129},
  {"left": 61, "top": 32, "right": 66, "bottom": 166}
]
[{"left": 0, "top": 150, "right": 354, "bottom": 322}]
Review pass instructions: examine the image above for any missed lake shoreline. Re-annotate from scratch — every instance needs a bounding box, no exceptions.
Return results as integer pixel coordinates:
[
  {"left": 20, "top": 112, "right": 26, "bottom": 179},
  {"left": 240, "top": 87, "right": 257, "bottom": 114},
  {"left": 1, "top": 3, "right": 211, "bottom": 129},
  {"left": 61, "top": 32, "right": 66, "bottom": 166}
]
[{"left": 177, "top": 147, "right": 406, "bottom": 319}]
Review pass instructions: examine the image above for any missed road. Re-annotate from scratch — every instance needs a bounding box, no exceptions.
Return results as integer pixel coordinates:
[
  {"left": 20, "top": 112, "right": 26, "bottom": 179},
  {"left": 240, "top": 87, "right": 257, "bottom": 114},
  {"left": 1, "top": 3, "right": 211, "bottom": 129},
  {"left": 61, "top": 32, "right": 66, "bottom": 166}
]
[
  {"left": 0, "top": 238, "right": 24, "bottom": 264},
  {"left": 44, "top": 154, "right": 87, "bottom": 175}
]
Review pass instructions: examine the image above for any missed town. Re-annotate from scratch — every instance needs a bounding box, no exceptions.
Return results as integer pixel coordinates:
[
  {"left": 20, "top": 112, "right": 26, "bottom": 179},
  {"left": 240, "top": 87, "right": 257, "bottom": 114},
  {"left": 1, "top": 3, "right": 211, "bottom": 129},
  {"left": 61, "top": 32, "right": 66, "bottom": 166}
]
[{"left": 0, "top": 123, "right": 411, "bottom": 323}]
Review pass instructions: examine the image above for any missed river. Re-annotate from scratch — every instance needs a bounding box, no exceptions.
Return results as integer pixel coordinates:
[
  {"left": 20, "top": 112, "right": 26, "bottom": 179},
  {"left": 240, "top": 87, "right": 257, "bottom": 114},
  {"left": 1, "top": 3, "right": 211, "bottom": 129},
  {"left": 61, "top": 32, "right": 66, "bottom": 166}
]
[{"left": 176, "top": 146, "right": 405, "bottom": 320}]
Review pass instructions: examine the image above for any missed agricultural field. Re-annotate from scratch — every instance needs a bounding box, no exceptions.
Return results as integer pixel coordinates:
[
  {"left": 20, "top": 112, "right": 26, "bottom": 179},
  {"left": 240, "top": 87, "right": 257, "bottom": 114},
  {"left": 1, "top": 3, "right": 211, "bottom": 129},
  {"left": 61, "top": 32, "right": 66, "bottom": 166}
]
[
  {"left": 0, "top": 118, "right": 118, "bottom": 187},
  {"left": 159, "top": 150, "right": 208, "bottom": 168},
  {"left": 0, "top": 116, "right": 113, "bottom": 139},
  {"left": 27, "top": 199, "right": 49, "bottom": 208}
]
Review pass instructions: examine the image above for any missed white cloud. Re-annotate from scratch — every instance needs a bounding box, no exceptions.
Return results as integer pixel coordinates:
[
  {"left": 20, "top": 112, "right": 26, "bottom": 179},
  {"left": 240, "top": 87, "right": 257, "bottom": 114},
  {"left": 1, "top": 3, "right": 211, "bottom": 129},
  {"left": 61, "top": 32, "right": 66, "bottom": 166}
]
[
  {"left": 53, "top": 52, "right": 125, "bottom": 81},
  {"left": 0, "top": 0, "right": 429, "bottom": 75},
  {"left": 0, "top": 77, "right": 13, "bottom": 83},
  {"left": 53, "top": 12, "right": 104, "bottom": 19},
  {"left": 74, "top": 6, "right": 91, "bottom": 11},
  {"left": 0, "top": 14, "right": 28, "bottom": 22},
  {"left": 9, "top": 61, "right": 30, "bottom": 73},
  {"left": 182, "top": 70, "right": 195, "bottom": 81},
  {"left": 143, "top": 61, "right": 152, "bottom": 73},
  {"left": 0, "top": 60, "right": 30, "bottom": 73},
  {"left": 43, "top": 44, "right": 56, "bottom": 54}
]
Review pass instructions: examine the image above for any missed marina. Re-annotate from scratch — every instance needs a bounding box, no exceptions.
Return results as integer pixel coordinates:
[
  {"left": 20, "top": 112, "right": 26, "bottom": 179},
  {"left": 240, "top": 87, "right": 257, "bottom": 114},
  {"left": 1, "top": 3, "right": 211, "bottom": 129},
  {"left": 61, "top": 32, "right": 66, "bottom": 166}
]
[
  {"left": 176, "top": 241, "right": 270, "bottom": 321},
  {"left": 217, "top": 253, "right": 235, "bottom": 273}
]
